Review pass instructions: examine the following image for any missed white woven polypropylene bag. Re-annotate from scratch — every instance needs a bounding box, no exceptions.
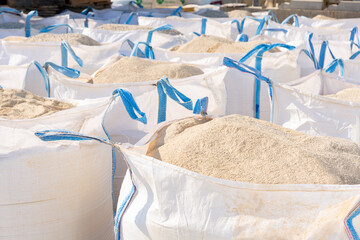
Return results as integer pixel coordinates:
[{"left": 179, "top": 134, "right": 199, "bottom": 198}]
[
  {"left": 115, "top": 118, "right": 360, "bottom": 240},
  {"left": 0, "top": 96, "right": 115, "bottom": 240},
  {"left": 272, "top": 70, "right": 360, "bottom": 143},
  {"left": 0, "top": 40, "right": 124, "bottom": 74},
  {"left": 46, "top": 61, "right": 228, "bottom": 125}
]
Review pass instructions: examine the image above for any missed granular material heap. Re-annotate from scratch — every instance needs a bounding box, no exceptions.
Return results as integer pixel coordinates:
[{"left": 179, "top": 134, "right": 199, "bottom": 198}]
[
  {"left": 25, "top": 33, "right": 100, "bottom": 46},
  {"left": 146, "top": 115, "right": 360, "bottom": 184},
  {"left": 172, "top": 35, "right": 270, "bottom": 53},
  {"left": 0, "top": 89, "right": 74, "bottom": 119},
  {"left": 93, "top": 57, "right": 204, "bottom": 84}
]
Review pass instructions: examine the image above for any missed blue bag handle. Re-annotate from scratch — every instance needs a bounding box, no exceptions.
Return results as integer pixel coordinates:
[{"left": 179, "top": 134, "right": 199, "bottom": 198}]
[
  {"left": 267, "top": 9, "right": 279, "bottom": 23},
  {"left": 239, "top": 43, "right": 295, "bottom": 63},
  {"left": 130, "top": 41, "right": 155, "bottom": 59},
  {"left": 129, "top": 1, "right": 144, "bottom": 8},
  {"left": 120, "top": 39, "right": 146, "bottom": 58},
  {"left": 236, "top": 33, "right": 249, "bottom": 42},
  {"left": 0, "top": 85, "right": 2, "bottom": 89},
  {"left": 44, "top": 62, "right": 81, "bottom": 79},
  {"left": 223, "top": 57, "right": 274, "bottom": 122},
  {"left": 193, "top": 18, "right": 207, "bottom": 36},
  {"left": 103, "top": 87, "right": 145, "bottom": 226},
  {"left": 170, "top": 6, "right": 182, "bottom": 17},
  {"left": 304, "top": 32, "right": 318, "bottom": 69},
  {"left": 193, "top": 96, "right": 208, "bottom": 115},
  {"left": 111, "top": 88, "right": 147, "bottom": 124},
  {"left": 25, "top": 10, "right": 38, "bottom": 37},
  {"left": 256, "top": 15, "right": 270, "bottom": 35},
  {"left": 26, "top": 60, "right": 50, "bottom": 97},
  {"left": 301, "top": 32, "right": 335, "bottom": 70},
  {"left": 350, "top": 50, "right": 360, "bottom": 60},
  {"left": 318, "top": 40, "right": 335, "bottom": 69},
  {"left": 84, "top": 12, "right": 95, "bottom": 28},
  {"left": 324, "top": 58, "right": 344, "bottom": 77},
  {"left": 239, "top": 43, "right": 294, "bottom": 119},
  {"left": 125, "top": 12, "right": 136, "bottom": 25},
  {"left": 35, "top": 129, "right": 112, "bottom": 145},
  {"left": 40, "top": 24, "right": 74, "bottom": 33},
  {"left": 61, "top": 40, "right": 83, "bottom": 68},
  {"left": 350, "top": 27, "right": 360, "bottom": 52},
  {"left": 281, "top": 14, "right": 299, "bottom": 27},
  {"left": 232, "top": 17, "right": 261, "bottom": 35},
  {"left": 232, "top": 16, "right": 267, "bottom": 36},
  {"left": 157, "top": 77, "right": 193, "bottom": 123},
  {"left": 81, "top": 6, "right": 93, "bottom": 15},
  {"left": 0, "top": 7, "right": 21, "bottom": 15},
  {"left": 146, "top": 24, "right": 173, "bottom": 57},
  {"left": 100, "top": 88, "right": 146, "bottom": 214},
  {"left": 261, "top": 28, "right": 288, "bottom": 35}
]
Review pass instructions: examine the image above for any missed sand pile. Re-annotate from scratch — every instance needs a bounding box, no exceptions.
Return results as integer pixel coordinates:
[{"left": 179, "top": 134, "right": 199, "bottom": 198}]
[
  {"left": 325, "top": 88, "right": 360, "bottom": 103},
  {"left": 313, "top": 15, "right": 335, "bottom": 20},
  {"left": 97, "top": 24, "right": 152, "bottom": 31},
  {"left": 0, "top": 89, "right": 74, "bottom": 119},
  {"left": 25, "top": 33, "right": 100, "bottom": 46},
  {"left": 171, "top": 35, "right": 271, "bottom": 53},
  {"left": 227, "top": 10, "right": 253, "bottom": 18},
  {"left": 92, "top": 57, "right": 204, "bottom": 84},
  {"left": 97, "top": 24, "right": 182, "bottom": 35},
  {"left": 146, "top": 114, "right": 360, "bottom": 184}
]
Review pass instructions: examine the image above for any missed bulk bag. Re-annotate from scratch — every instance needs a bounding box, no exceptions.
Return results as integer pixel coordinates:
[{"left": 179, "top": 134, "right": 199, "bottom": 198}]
[
  {"left": 0, "top": 11, "right": 70, "bottom": 38},
  {"left": 272, "top": 70, "right": 360, "bottom": 143},
  {"left": 113, "top": 116, "right": 360, "bottom": 240},
  {"left": 74, "top": 25, "right": 192, "bottom": 49},
  {"left": 225, "top": 58, "right": 360, "bottom": 143},
  {"left": 0, "top": 61, "right": 49, "bottom": 96},
  {"left": 160, "top": 43, "right": 298, "bottom": 120},
  {"left": 295, "top": 34, "right": 353, "bottom": 77},
  {"left": 0, "top": 87, "right": 149, "bottom": 236},
  {"left": 0, "top": 94, "right": 116, "bottom": 240},
  {"left": 266, "top": 20, "right": 351, "bottom": 43},
  {"left": 297, "top": 15, "right": 360, "bottom": 30},
  {"left": 47, "top": 62, "right": 227, "bottom": 124},
  {"left": 223, "top": 44, "right": 299, "bottom": 121},
  {"left": 0, "top": 39, "right": 124, "bottom": 74},
  {"left": 138, "top": 16, "right": 231, "bottom": 39},
  {"left": 152, "top": 35, "right": 287, "bottom": 66},
  {"left": 0, "top": 62, "right": 40, "bottom": 89}
]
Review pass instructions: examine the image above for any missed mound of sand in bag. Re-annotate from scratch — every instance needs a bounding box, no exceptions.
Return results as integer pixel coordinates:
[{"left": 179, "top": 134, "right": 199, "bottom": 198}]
[
  {"left": 0, "top": 89, "right": 74, "bottom": 119},
  {"left": 171, "top": 35, "right": 272, "bottom": 53},
  {"left": 147, "top": 114, "right": 360, "bottom": 184},
  {"left": 92, "top": 57, "right": 204, "bottom": 84},
  {"left": 25, "top": 33, "right": 100, "bottom": 46}
]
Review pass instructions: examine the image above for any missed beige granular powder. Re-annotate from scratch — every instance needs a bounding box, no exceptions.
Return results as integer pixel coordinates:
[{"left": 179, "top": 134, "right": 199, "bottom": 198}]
[
  {"left": 227, "top": 10, "right": 253, "bottom": 18},
  {"left": 97, "top": 24, "right": 182, "bottom": 35},
  {"left": 0, "top": 89, "right": 74, "bottom": 119},
  {"left": 325, "top": 88, "right": 360, "bottom": 103},
  {"left": 25, "top": 33, "right": 100, "bottom": 46},
  {"left": 313, "top": 15, "right": 335, "bottom": 20},
  {"left": 97, "top": 24, "right": 152, "bottom": 31},
  {"left": 92, "top": 57, "right": 204, "bottom": 84},
  {"left": 172, "top": 35, "right": 271, "bottom": 53},
  {"left": 146, "top": 115, "right": 360, "bottom": 184}
]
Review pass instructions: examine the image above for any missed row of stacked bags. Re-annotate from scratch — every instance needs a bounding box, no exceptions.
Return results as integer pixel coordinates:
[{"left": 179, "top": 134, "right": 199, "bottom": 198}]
[{"left": 1, "top": 4, "right": 360, "bottom": 240}]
